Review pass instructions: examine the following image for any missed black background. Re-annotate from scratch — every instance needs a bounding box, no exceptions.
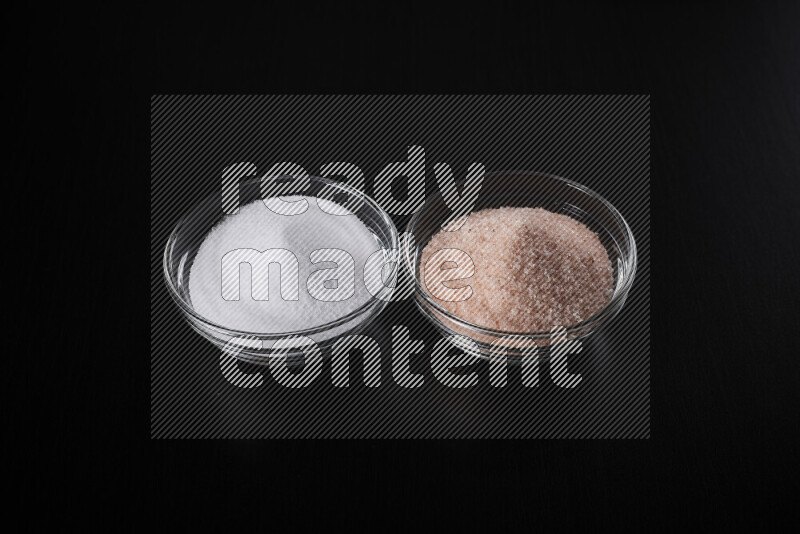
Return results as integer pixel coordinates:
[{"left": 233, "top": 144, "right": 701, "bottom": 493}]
[{"left": 13, "top": 1, "right": 799, "bottom": 529}]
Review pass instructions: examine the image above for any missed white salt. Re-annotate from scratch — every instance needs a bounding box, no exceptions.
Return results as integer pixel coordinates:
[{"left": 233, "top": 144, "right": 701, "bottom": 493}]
[{"left": 189, "top": 196, "right": 381, "bottom": 333}]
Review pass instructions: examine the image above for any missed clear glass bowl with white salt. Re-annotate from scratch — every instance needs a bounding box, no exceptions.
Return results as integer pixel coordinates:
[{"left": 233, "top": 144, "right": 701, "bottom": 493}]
[
  {"left": 163, "top": 176, "right": 399, "bottom": 364},
  {"left": 404, "top": 170, "right": 637, "bottom": 360}
]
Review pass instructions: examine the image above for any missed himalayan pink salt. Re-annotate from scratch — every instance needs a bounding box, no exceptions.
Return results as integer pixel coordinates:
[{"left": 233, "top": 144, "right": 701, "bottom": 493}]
[{"left": 420, "top": 207, "right": 613, "bottom": 332}]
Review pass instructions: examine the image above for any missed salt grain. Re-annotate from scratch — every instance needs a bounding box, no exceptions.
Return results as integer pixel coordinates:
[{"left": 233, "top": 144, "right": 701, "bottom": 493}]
[
  {"left": 420, "top": 207, "right": 613, "bottom": 332},
  {"left": 189, "top": 197, "right": 380, "bottom": 333}
]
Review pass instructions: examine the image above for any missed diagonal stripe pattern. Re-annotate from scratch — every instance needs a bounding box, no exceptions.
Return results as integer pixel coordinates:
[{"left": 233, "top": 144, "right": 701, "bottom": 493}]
[{"left": 151, "top": 95, "right": 650, "bottom": 438}]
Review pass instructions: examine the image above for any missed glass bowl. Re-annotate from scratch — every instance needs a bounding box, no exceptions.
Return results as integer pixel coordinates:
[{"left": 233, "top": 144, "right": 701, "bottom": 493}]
[
  {"left": 163, "top": 176, "right": 399, "bottom": 364},
  {"left": 403, "top": 170, "right": 637, "bottom": 360}
]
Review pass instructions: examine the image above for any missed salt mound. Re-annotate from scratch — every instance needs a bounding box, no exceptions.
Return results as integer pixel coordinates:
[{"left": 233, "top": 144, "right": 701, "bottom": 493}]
[{"left": 420, "top": 207, "right": 614, "bottom": 332}]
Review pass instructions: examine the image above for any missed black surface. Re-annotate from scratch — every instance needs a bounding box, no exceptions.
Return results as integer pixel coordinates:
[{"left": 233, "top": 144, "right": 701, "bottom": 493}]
[{"left": 13, "top": 1, "right": 799, "bottom": 528}]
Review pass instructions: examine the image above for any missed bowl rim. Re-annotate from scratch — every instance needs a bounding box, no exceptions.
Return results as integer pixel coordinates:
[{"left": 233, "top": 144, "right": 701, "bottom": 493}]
[
  {"left": 403, "top": 170, "right": 637, "bottom": 340},
  {"left": 162, "top": 175, "right": 400, "bottom": 338}
]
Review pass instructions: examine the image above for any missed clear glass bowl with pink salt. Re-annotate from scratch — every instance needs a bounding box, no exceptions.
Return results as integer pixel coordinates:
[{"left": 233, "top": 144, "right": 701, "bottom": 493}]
[{"left": 404, "top": 171, "right": 637, "bottom": 360}]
